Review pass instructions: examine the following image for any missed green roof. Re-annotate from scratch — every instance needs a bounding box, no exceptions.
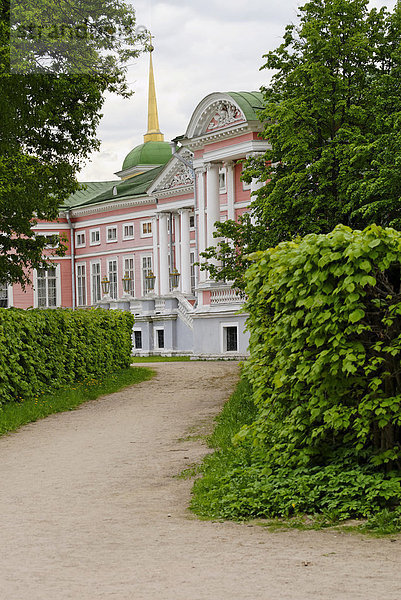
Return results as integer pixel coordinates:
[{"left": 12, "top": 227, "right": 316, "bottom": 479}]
[
  {"left": 63, "top": 181, "right": 118, "bottom": 209},
  {"left": 77, "top": 166, "right": 164, "bottom": 207},
  {"left": 122, "top": 140, "right": 172, "bottom": 171},
  {"left": 227, "top": 91, "right": 264, "bottom": 121}
]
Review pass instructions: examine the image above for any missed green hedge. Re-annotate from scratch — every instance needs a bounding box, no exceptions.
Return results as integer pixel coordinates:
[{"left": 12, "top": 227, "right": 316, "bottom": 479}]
[
  {"left": 0, "top": 308, "right": 134, "bottom": 405},
  {"left": 192, "top": 225, "right": 401, "bottom": 522}
]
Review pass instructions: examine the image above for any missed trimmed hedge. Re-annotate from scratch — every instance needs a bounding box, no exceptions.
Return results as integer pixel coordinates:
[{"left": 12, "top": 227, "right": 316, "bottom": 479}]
[{"left": 0, "top": 308, "right": 134, "bottom": 405}]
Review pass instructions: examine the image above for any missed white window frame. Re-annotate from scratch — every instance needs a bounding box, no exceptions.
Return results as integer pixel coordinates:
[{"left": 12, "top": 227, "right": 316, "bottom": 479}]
[
  {"left": 123, "top": 255, "right": 135, "bottom": 296},
  {"left": 37, "top": 231, "right": 60, "bottom": 249},
  {"left": 106, "top": 226, "right": 118, "bottom": 243},
  {"left": 219, "top": 167, "right": 227, "bottom": 193},
  {"left": 220, "top": 321, "right": 239, "bottom": 353},
  {"left": 76, "top": 262, "right": 87, "bottom": 307},
  {"left": 189, "top": 214, "right": 195, "bottom": 230},
  {"left": 90, "top": 228, "right": 101, "bottom": 246},
  {"left": 132, "top": 327, "right": 143, "bottom": 350},
  {"left": 140, "top": 220, "right": 152, "bottom": 238},
  {"left": 75, "top": 231, "right": 86, "bottom": 248},
  {"left": 154, "top": 326, "right": 165, "bottom": 350},
  {"left": 141, "top": 254, "right": 153, "bottom": 296},
  {"left": 90, "top": 260, "right": 101, "bottom": 305},
  {"left": 122, "top": 222, "right": 135, "bottom": 240},
  {"left": 33, "top": 264, "right": 61, "bottom": 308},
  {"left": 108, "top": 258, "right": 118, "bottom": 299}
]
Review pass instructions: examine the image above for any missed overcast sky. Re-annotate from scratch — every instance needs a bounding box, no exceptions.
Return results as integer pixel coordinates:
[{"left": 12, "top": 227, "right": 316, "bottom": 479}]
[{"left": 78, "top": 0, "right": 397, "bottom": 182}]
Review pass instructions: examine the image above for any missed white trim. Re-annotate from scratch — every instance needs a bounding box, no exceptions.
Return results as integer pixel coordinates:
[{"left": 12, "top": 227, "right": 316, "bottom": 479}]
[
  {"left": 155, "top": 198, "right": 195, "bottom": 213},
  {"left": 123, "top": 254, "right": 135, "bottom": 297},
  {"left": 75, "top": 261, "right": 87, "bottom": 307},
  {"left": 89, "top": 228, "right": 101, "bottom": 246},
  {"left": 140, "top": 253, "right": 153, "bottom": 297},
  {"left": 193, "top": 139, "right": 270, "bottom": 166},
  {"left": 132, "top": 327, "right": 143, "bottom": 350},
  {"left": 32, "top": 223, "right": 70, "bottom": 231},
  {"left": 69, "top": 196, "right": 156, "bottom": 218},
  {"left": 7, "top": 284, "right": 13, "bottom": 308},
  {"left": 64, "top": 208, "right": 157, "bottom": 228},
  {"left": 33, "top": 263, "right": 61, "bottom": 308},
  {"left": 107, "top": 257, "right": 119, "bottom": 300},
  {"left": 73, "top": 245, "right": 152, "bottom": 260},
  {"left": 106, "top": 225, "right": 118, "bottom": 243},
  {"left": 90, "top": 259, "right": 101, "bottom": 305},
  {"left": 140, "top": 220, "right": 153, "bottom": 238},
  {"left": 220, "top": 321, "right": 239, "bottom": 353},
  {"left": 75, "top": 231, "right": 86, "bottom": 248},
  {"left": 122, "top": 222, "right": 135, "bottom": 240},
  {"left": 153, "top": 325, "right": 165, "bottom": 350},
  {"left": 233, "top": 201, "right": 252, "bottom": 209}
]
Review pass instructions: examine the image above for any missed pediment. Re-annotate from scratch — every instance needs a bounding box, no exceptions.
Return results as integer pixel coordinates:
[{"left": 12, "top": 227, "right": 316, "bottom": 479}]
[
  {"left": 148, "top": 149, "right": 194, "bottom": 198},
  {"left": 205, "top": 101, "right": 245, "bottom": 133}
]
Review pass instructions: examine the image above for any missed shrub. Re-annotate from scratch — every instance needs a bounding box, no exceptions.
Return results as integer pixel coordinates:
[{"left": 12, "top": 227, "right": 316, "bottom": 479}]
[
  {"left": 0, "top": 308, "right": 134, "bottom": 405},
  {"left": 243, "top": 224, "right": 401, "bottom": 471}
]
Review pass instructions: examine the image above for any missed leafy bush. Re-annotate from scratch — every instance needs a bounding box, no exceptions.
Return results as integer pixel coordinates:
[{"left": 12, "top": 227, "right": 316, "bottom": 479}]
[
  {"left": 0, "top": 308, "right": 134, "bottom": 404},
  {"left": 193, "top": 225, "right": 401, "bottom": 525},
  {"left": 243, "top": 224, "right": 401, "bottom": 471}
]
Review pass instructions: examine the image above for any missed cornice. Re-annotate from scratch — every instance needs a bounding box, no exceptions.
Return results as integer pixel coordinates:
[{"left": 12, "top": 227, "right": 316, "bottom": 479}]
[{"left": 70, "top": 195, "right": 155, "bottom": 218}]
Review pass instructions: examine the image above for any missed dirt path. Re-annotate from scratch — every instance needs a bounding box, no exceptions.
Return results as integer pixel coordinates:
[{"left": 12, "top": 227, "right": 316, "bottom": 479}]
[{"left": 0, "top": 361, "right": 400, "bottom": 599}]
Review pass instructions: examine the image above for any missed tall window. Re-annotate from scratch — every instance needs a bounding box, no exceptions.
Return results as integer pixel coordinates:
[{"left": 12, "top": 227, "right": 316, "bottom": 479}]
[
  {"left": 0, "top": 284, "right": 8, "bottom": 308},
  {"left": 190, "top": 251, "right": 196, "bottom": 295},
  {"left": 37, "top": 266, "right": 57, "bottom": 307},
  {"left": 91, "top": 262, "right": 101, "bottom": 304},
  {"left": 108, "top": 259, "right": 118, "bottom": 299},
  {"left": 107, "top": 226, "right": 117, "bottom": 242},
  {"left": 142, "top": 256, "right": 152, "bottom": 295},
  {"left": 76, "top": 264, "right": 86, "bottom": 306},
  {"left": 141, "top": 221, "right": 152, "bottom": 237},
  {"left": 124, "top": 257, "right": 135, "bottom": 295}
]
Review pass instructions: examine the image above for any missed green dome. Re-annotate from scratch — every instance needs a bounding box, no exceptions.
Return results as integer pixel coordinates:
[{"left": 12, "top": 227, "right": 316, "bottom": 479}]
[{"left": 122, "top": 140, "right": 172, "bottom": 171}]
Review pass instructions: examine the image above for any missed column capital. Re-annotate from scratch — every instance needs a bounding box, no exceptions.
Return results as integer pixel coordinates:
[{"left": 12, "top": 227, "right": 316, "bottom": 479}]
[
  {"left": 223, "top": 159, "right": 235, "bottom": 168},
  {"left": 158, "top": 211, "right": 169, "bottom": 220},
  {"left": 195, "top": 166, "right": 207, "bottom": 175},
  {"left": 205, "top": 162, "right": 221, "bottom": 171},
  {"left": 178, "top": 207, "right": 192, "bottom": 215}
]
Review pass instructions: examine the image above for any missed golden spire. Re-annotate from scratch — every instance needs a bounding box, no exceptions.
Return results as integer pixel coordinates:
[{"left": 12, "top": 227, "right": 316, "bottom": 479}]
[{"left": 144, "top": 34, "right": 164, "bottom": 143}]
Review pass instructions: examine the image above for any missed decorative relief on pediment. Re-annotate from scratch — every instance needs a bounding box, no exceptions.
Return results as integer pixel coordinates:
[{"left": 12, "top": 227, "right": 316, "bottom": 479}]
[
  {"left": 206, "top": 101, "right": 244, "bottom": 132},
  {"left": 158, "top": 163, "right": 194, "bottom": 192}
]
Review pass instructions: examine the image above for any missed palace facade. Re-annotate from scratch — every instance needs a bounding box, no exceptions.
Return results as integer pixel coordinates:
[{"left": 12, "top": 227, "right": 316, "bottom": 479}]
[{"left": 6, "top": 50, "right": 269, "bottom": 358}]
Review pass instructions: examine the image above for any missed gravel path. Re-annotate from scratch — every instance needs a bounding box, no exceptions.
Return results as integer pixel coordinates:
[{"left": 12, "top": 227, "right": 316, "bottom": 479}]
[{"left": 0, "top": 361, "right": 400, "bottom": 599}]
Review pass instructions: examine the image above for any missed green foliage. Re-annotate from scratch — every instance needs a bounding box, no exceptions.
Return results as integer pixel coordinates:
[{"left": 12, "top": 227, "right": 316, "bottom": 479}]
[
  {"left": 201, "top": 0, "right": 401, "bottom": 289},
  {"left": 0, "top": 308, "right": 135, "bottom": 405},
  {"left": 192, "top": 226, "right": 401, "bottom": 529},
  {"left": 0, "top": 366, "right": 153, "bottom": 436},
  {"left": 0, "top": 0, "right": 146, "bottom": 286},
  {"left": 243, "top": 225, "right": 401, "bottom": 472}
]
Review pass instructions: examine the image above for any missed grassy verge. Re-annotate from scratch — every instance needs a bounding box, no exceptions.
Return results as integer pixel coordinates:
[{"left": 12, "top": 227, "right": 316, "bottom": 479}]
[
  {"left": 131, "top": 356, "right": 191, "bottom": 362},
  {"left": 0, "top": 366, "right": 154, "bottom": 437},
  {"left": 190, "top": 377, "right": 401, "bottom": 536}
]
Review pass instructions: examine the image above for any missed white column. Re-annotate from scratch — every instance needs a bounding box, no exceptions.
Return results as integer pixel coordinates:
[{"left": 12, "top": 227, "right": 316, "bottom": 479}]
[
  {"left": 152, "top": 215, "right": 159, "bottom": 296},
  {"left": 225, "top": 160, "right": 235, "bottom": 221},
  {"left": 206, "top": 162, "right": 221, "bottom": 248},
  {"left": 174, "top": 213, "right": 181, "bottom": 283},
  {"left": 159, "top": 213, "right": 169, "bottom": 295},
  {"left": 196, "top": 167, "right": 207, "bottom": 283},
  {"left": 179, "top": 209, "right": 191, "bottom": 295}
]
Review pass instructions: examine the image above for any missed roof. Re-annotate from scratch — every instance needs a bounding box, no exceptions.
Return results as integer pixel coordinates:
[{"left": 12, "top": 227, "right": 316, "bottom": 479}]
[
  {"left": 76, "top": 166, "right": 164, "bottom": 208},
  {"left": 227, "top": 91, "right": 265, "bottom": 121},
  {"left": 122, "top": 140, "right": 172, "bottom": 171},
  {"left": 63, "top": 181, "right": 118, "bottom": 209}
]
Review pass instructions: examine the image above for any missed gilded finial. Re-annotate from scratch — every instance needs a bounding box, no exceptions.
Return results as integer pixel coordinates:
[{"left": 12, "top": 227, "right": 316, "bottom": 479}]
[{"left": 144, "top": 34, "right": 164, "bottom": 143}]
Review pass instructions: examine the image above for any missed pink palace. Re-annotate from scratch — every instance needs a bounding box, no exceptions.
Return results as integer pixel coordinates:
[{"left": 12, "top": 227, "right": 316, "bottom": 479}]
[{"left": 6, "top": 50, "right": 269, "bottom": 358}]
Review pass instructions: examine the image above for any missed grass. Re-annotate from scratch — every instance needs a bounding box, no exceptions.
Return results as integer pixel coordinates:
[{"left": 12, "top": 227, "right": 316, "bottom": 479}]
[
  {"left": 0, "top": 366, "right": 154, "bottom": 437},
  {"left": 189, "top": 376, "right": 401, "bottom": 537},
  {"left": 131, "top": 356, "right": 191, "bottom": 362}
]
